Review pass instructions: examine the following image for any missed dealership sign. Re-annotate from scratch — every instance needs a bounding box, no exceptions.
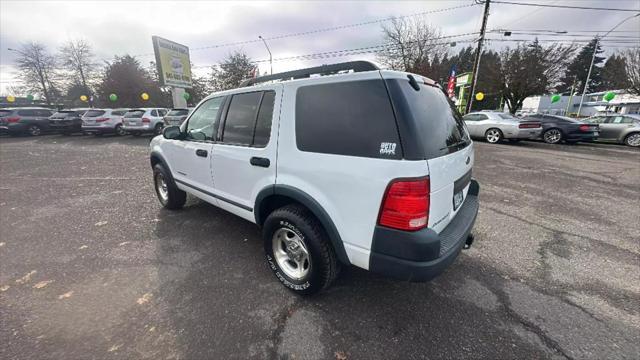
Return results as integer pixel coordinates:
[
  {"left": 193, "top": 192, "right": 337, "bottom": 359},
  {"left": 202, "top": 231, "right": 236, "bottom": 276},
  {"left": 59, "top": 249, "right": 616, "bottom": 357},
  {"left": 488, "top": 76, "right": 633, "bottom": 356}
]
[{"left": 152, "top": 36, "right": 192, "bottom": 88}]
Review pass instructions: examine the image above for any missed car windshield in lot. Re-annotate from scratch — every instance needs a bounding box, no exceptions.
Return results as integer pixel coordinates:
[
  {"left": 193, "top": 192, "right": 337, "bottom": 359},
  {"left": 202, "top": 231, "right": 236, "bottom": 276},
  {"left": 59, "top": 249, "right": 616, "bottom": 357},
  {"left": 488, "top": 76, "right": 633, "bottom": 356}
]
[
  {"left": 167, "top": 109, "right": 188, "bottom": 116},
  {"left": 84, "top": 110, "right": 106, "bottom": 117},
  {"left": 125, "top": 110, "right": 145, "bottom": 118}
]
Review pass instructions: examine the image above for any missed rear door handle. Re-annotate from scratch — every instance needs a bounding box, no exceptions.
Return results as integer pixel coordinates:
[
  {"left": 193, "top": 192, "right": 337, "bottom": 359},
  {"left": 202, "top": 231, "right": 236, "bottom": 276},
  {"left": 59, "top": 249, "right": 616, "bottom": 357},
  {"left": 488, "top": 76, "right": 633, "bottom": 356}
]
[
  {"left": 195, "top": 149, "right": 208, "bottom": 157},
  {"left": 250, "top": 157, "right": 270, "bottom": 168}
]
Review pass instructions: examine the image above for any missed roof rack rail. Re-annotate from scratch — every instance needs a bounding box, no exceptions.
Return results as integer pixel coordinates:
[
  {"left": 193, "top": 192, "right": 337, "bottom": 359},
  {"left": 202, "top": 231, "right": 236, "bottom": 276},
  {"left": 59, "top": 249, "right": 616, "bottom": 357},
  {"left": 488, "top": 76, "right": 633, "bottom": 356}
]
[{"left": 240, "top": 60, "right": 380, "bottom": 87}]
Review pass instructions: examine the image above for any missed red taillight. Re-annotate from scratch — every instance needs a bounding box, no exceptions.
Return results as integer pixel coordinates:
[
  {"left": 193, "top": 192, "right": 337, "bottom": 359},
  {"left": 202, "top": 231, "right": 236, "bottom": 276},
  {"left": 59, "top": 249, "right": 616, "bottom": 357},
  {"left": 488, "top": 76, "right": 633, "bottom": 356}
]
[
  {"left": 579, "top": 124, "right": 591, "bottom": 132},
  {"left": 6, "top": 117, "right": 20, "bottom": 123},
  {"left": 519, "top": 122, "right": 541, "bottom": 129},
  {"left": 142, "top": 117, "right": 151, "bottom": 123},
  {"left": 378, "top": 178, "right": 430, "bottom": 231},
  {"left": 95, "top": 117, "right": 109, "bottom": 123}
]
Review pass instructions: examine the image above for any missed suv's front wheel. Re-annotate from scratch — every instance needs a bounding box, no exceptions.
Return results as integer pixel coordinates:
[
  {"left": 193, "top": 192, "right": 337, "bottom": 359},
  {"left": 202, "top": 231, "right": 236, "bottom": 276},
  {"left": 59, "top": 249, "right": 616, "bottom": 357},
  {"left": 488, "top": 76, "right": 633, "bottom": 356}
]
[
  {"left": 263, "top": 205, "right": 339, "bottom": 295},
  {"left": 153, "top": 164, "right": 186, "bottom": 210}
]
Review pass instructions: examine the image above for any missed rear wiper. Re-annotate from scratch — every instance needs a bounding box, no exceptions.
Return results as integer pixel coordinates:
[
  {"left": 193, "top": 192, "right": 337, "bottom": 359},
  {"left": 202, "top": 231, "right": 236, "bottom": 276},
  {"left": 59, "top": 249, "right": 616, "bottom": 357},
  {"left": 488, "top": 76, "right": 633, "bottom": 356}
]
[{"left": 439, "top": 140, "right": 468, "bottom": 151}]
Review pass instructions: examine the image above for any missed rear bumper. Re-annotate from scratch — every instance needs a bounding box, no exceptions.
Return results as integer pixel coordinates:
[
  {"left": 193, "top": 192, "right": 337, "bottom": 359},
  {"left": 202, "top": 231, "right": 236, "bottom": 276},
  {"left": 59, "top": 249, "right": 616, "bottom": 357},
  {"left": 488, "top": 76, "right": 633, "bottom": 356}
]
[
  {"left": 369, "top": 179, "right": 480, "bottom": 282},
  {"left": 565, "top": 133, "right": 598, "bottom": 142},
  {"left": 50, "top": 122, "right": 81, "bottom": 132},
  {"left": 122, "top": 124, "right": 153, "bottom": 132},
  {"left": 1, "top": 123, "right": 28, "bottom": 133},
  {"left": 82, "top": 125, "right": 117, "bottom": 133}
]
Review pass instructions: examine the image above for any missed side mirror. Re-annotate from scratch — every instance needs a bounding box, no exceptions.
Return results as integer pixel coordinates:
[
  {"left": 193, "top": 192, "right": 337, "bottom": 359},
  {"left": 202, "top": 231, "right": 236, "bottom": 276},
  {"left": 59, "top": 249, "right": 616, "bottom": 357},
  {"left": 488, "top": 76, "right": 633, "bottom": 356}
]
[{"left": 163, "top": 125, "right": 183, "bottom": 140}]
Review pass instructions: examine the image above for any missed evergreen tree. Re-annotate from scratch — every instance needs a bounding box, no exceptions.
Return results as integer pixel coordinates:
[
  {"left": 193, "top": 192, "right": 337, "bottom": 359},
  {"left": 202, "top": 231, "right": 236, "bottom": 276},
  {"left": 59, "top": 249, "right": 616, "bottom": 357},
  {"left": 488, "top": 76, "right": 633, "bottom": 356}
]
[
  {"left": 95, "top": 55, "right": 166, "bottom": 107},
  {"left": 600, "top": 54, "right": 630, "bottom": 91},
  {"left": 559, "top": 38, "right": 604, "bottom": 94}
]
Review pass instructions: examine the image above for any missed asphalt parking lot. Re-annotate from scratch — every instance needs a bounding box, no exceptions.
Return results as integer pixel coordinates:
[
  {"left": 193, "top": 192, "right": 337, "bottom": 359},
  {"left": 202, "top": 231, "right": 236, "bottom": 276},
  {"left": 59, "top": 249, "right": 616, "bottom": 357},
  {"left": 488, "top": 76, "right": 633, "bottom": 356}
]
[{"left": 1, "top": 134, "right": 638, "bottom": 360}]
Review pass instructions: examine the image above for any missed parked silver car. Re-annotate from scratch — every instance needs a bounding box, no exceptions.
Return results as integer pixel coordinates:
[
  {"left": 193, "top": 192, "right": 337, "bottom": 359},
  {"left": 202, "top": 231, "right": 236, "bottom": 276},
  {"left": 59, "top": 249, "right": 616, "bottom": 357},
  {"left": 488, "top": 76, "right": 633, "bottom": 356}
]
[
  {"left": 163, "top": 108, "right": 193, "bottom": 126},
  {"left": 81, "top": 108, "right": 130, "bottom": 136},
  {"left": 463, "top": 111, "right": 543, "bottom": 143},
  {"left": 585, "top": 114, "right": 640, "bottom": 147},
  {"left": 121, "top": 108, "right": 167, "bottom": 136}
]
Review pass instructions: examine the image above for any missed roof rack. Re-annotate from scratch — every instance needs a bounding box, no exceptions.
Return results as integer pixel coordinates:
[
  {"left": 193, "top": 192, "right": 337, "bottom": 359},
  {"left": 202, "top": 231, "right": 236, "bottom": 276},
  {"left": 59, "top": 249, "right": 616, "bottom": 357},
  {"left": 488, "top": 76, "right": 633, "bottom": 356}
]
[{"left": 240, "top": 60, "right": 380, "bottom": 87}]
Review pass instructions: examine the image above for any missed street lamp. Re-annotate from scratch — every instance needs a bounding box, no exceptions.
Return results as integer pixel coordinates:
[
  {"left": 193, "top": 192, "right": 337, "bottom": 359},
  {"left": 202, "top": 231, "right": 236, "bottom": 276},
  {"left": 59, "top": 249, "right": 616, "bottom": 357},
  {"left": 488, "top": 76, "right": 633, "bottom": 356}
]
[
  {"left": 258, "top": 36, "right": 273, "bottom": 75},
  {"left": 577, "top": 13, "right": 640, "bottom": 117}
]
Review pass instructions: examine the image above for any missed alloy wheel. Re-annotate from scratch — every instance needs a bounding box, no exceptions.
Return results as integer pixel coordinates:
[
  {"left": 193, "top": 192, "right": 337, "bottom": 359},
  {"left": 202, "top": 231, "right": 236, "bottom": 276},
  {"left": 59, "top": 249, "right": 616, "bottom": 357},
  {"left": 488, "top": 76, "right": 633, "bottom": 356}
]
[
  {"left": 625, "top": 133, "right": 640, "bottom": 147},
  {"left": 486, "top": 129, "right": 501, "bottom": 143},
  {"left": 28, "top": 125, "right": 41, "bottom": 136},
  {"left": 543, "top": 129, "right": 562, "bottom": 144},
  {"left": 155, "top": 173, "right": 169, "bottom": 203},
  {"left": 272, "top": 228, "right": 311, "bottom": 280}
]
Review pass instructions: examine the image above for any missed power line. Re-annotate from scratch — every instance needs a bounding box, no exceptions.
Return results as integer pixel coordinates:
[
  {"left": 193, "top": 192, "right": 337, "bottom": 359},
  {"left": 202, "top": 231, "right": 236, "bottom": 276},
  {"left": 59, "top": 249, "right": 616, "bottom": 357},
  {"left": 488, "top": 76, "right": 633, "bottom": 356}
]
[
  {"left": 151, "top": 2, "right": 480, "bottom": 56},
  {"left": 492, "top": 1, "right": 640, "bottom": 12}
]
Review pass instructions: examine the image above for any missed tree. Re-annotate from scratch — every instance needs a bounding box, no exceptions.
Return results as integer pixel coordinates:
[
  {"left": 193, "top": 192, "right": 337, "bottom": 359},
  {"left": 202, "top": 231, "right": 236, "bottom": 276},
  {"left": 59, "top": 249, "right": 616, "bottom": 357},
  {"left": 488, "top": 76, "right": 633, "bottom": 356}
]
[
  {"left": 188, "top": 71, "right": 211, "bottom": 105},
  {"left": 63, "top": 82, "right": 92, "bottom": 108},
  {"left": 95, "top": 55, "right": 166, "bottom": 107},
  {"left": 209, "top": 51, "right": 256, "bottom": 91},
  {"left": 470, "top": 50, "right": 502, "bottom": 111},
  {"left": 599, "top": 54, "right": 630, "bottom": 91},
  {"left": 377, "top": 17, "right": 449, "bottom": 75},
  {"left": 499, "top": 40, "right": 576, "bottom": 114},
  {"left": 559, "top": 38, "right": 604, "bottom": 94},
  {"left": 621, "top": 48, "right": 640, "bottom": 95},
  {"left": 59, "top": 40, "right": 97, "bottom": 106},
  {"left": 13, "top": 42, "right": 60, "bottom": 105}
]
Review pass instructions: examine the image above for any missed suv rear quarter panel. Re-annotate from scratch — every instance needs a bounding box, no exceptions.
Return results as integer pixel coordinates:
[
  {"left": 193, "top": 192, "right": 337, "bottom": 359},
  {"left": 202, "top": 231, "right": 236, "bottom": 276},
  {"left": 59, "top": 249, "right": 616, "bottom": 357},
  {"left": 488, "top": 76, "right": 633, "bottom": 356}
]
[{"left": 277, "top": 72, "right": 429, "bottom": 270}]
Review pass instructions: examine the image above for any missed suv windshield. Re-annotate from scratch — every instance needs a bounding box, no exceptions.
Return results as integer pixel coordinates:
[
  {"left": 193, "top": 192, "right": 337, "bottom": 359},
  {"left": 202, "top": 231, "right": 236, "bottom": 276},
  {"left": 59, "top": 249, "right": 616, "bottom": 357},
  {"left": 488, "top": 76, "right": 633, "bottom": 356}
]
[
  {"left": 167, "top": 109, "right": 188, "bottom": 116},
  {"left": 386, "top": 78, "right": 470, "bottom": 159},
  {"left": 84, "top": 110, "right": 106, "bottom": 117},
  {"left": 125, "top": 110, "right": 145, "bottom": 118}
]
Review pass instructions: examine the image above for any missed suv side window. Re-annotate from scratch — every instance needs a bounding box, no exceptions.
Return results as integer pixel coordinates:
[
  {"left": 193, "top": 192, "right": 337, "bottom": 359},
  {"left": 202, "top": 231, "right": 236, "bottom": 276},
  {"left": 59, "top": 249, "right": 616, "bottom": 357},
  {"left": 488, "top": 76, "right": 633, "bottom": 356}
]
[
  {"left": 221, "top": 92, "right": 262, "bottom": 146},
  {"left": 151, "top": 110, "right": 158, "bottom": 117},
  {"left": 476, "top": 114, "right": 489, "bottom": 120},
  {"left": 463, "top": 114, "right": 478, "bottom": 121},
  {"left": 185, "top": 97, "right": 224, "bottom": 141},
  {"left": 253, "top": 91, "right": 276, "bottom": 147},
  {"left": 18, "top": 109, "right": 36, "bottom": 116},
  {"left": 158, "top": 109, "right": 167, "bottom": 116},
  {"left": 296, "top": 80, "right": 401, "bottom": 159}
]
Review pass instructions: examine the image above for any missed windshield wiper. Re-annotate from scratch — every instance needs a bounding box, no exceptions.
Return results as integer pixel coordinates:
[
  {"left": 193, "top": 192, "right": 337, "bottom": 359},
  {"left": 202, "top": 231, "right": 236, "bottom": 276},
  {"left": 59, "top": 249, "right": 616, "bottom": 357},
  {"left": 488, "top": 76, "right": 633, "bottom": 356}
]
[{"left": 439, "top": 140, "right": 468, "bottom": 151}]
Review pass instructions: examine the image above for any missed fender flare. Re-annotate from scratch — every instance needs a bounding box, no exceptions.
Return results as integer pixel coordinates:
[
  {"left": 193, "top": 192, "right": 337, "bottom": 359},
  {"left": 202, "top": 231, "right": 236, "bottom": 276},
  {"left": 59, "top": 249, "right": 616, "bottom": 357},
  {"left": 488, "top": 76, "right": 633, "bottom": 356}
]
[
  {"left": 150, "top": 151, "right": 177, "bottom": 185},
  {"left": 255, "top": 185, "right": 351, "bottom": 265}
]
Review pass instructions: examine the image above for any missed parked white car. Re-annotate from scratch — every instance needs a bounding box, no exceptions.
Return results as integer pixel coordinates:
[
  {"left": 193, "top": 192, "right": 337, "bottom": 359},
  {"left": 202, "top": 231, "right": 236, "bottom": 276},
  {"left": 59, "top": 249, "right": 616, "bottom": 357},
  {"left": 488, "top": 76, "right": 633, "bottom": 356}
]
[
  {"left": 149, "top": 61, "right": 479, "bottom": 295},
  {"left": 81, "top": 108, "right": 130, "bottom": 136},
  {"left": 463, "top": 111, "right": 542, "bottom": 143},
  {"left": 122, "top": 108, "right": 167, "bottom": 136}
]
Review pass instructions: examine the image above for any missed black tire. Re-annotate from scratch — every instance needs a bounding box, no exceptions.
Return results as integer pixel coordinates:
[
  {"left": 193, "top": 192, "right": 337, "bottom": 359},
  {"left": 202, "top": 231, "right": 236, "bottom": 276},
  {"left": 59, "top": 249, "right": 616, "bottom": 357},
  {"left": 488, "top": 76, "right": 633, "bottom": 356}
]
[
  {"left": 62, "top": 132, "right": 72, "bottom": 136},
  {"left": 263, "top": 204, "right": 339, "bottom": 295},
  {"left": 624, "top": 132, "right": 640, "bottom": 147},
  {"left": 94, "top": 132, "right": 103, "bottom": 137},
  {"left": 152, "top": 164, "right": 186, "bottom": 210},
  {"left": 543, "top": 128, "right": 563, "bottom": 144},
  {"left": 115, "top": 124, "right": 126, "bottom": 136},
  {"left": 508, "top": 139, "right": 521, "bottom": 143},
  {"left": 485, "top": 128, "right": 503, "bottom": 143},
  {"left": 27, "top": 125, "right": 42, "bottom": 136},
  {"left": 154, "top": 123, "right": 164, "bottom": 135}
]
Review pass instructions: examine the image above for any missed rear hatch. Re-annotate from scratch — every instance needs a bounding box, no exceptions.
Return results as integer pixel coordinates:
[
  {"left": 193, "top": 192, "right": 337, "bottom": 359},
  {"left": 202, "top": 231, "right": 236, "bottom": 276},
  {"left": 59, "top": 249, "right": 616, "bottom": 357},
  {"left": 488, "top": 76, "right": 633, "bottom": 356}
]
[
  {"left": 164, "top": 109, "right": 189, "bottom": 125},
  {"left": 0, "top": 109, "right": 14, "bottom": 126},
  {"left": 383, "top": 72, "right": 474, "bottom": 233},
  {"left": 124, "top": 109, "right": 145, "bottom": 126},
  {"left": 50, "top": 111, "right": 77, "bottom": 125},
  {"left": 82, "top": 109, "right": 106, "bottom": 125},
  {"left": 110, "top": 109, "right": 128, "bottom": 123}
]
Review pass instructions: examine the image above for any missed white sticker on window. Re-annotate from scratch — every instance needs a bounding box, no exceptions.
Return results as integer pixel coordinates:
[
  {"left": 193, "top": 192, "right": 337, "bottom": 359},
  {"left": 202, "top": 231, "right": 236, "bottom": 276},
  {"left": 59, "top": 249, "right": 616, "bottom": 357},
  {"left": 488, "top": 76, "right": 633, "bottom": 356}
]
[{"left": 380, "top": 142, "right": 397, "bottom": 156}]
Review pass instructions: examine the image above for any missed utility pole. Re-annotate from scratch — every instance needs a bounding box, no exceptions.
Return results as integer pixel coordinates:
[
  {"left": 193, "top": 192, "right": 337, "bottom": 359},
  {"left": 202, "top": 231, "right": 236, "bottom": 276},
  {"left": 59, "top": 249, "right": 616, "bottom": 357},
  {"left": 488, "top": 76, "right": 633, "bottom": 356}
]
[
  {"left": 577, "top": 13, "right": 639, "bottom": 117},
  {"left": 258, "top": 36, "right": 273, "bottom": 75},
  {"left": 466, "top": 0, "right": 491, "bottom": 114}
]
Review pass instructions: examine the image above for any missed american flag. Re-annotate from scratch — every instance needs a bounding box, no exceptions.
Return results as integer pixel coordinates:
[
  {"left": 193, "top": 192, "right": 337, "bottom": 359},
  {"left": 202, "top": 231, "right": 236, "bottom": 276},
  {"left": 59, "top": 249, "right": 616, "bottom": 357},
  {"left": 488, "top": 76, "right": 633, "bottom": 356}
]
[{"left": 446, "top": 66, "right": 456, "bottom": 99}]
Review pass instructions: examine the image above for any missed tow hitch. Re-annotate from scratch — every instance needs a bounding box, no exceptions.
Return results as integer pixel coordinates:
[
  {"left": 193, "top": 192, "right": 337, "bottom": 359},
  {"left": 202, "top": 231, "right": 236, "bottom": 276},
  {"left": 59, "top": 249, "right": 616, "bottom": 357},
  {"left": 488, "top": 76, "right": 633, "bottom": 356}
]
[{"left": 463, "top": 234, "right": 474, "bottom": 250}]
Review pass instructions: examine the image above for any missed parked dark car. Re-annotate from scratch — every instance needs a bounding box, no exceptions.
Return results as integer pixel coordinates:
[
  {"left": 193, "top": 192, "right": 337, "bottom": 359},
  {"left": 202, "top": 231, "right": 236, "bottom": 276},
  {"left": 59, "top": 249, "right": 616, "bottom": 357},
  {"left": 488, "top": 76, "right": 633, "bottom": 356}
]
[
  {"left": 49, "top": 110, "right": 85, "bottom": 135},
  {"left": 524, "top": 114, "right": 599, "bottom": 144},
  {"left": 0, "top": 107, "right": 54, "bottom": 136},
  {"left": 163, "top": 108, "right": 192, "bottom": 127}
]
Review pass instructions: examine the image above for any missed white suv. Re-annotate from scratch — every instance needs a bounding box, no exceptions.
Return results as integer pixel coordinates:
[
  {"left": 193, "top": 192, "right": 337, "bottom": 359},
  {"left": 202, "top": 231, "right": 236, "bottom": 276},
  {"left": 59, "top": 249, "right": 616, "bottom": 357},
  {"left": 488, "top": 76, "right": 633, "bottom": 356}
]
[
  {"left": 81, "top": 108, "right": 130, "bottom": 136},
  {"left": 122, "top": 108, "right": 167, "bottom": 136},
  {"left": 149, "top": 61, "right": 479, "bottom": 294}
]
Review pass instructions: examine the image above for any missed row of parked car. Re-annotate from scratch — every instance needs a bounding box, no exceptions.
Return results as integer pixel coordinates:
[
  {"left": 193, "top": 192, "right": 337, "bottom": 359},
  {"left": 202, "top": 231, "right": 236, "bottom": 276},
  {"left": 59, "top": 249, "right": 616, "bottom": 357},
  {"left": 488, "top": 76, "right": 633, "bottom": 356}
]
[
  {"left": 0, "top": 107, "right": 193, "bottom": 137},
  {"left": 462, "top": 111, "right": 640, "bottom": 147}
]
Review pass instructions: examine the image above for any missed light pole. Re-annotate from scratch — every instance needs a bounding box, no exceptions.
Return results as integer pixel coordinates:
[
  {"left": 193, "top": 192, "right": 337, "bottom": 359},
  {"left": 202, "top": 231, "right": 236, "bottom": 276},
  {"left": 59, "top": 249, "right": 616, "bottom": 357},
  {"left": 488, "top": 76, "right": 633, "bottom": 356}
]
[
  {"left": 577, "top": 13, "right": 640, "bottom": 117},
  {"left": 258, "top": 36, "right": 273, "bottom": 75}
]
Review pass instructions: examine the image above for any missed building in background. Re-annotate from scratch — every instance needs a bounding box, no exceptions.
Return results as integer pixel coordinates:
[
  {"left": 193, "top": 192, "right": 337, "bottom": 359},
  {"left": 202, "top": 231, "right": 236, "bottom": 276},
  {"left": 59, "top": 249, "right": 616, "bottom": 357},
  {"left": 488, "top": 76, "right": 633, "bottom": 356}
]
[{"left": 511, "top": 90, "right": 640, "bottom": 117}]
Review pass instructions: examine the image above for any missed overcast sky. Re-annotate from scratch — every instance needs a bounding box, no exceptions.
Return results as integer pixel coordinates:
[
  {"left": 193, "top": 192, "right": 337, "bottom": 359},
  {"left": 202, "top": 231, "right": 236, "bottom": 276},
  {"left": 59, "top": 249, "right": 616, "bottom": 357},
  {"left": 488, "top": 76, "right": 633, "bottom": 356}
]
[{"left": 1, "top": 0, "right": 639, "bottom": 95}]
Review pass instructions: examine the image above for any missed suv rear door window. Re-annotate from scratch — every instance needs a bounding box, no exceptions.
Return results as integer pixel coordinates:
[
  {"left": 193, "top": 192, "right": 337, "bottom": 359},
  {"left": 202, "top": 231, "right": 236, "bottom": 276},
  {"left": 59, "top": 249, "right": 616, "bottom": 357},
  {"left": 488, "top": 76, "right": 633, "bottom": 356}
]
[
  {"left": 222, "top": 92, "right": 262, "bottom": 145},
  {"left": 253, "top": 91, "right": 275, "bottom": 147},
  {"left": 296, "top": 79, "right": 401, "bottom": 159}
]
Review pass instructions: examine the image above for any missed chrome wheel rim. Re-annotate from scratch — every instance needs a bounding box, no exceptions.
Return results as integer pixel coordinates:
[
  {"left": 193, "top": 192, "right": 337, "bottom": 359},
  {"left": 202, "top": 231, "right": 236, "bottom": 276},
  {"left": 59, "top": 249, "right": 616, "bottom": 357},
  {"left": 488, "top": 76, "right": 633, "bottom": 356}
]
[
  {"left": 626, "top": 133, "right": 640, "bottom": 147},
  {"left": 155, "top": 124, "right": 163, "bottom": 135},
  {"left": 486, "top": 129, "right": 501, "bottom": 143},
  {"left": 28, "top": 126, "right": 41, "bottom": 136},
  {"left": 544, "top": 129, "right": 561, "bottom": 143},
  {"left": 116, "top": 125, "right": 126, "bottom": 136},
  {"left": 272, "top": 228, "right": 310, "bottom": 280},
  {"left": 155, "top": 173, "right": 169, "bottom": 203}
]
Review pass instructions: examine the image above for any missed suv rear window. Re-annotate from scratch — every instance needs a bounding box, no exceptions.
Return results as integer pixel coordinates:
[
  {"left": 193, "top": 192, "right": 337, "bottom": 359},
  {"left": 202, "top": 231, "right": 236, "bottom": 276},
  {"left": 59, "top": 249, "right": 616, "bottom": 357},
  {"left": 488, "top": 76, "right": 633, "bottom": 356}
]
[
  {"left": 385, "top": 79, "right": 470, "bottom": 159},
  {"left": 168, "top": 109, "right": 188, "bottom": 116},
  {"left": 51, "top": 111, "right": 75, "bottom": 118},
  {"left": 111, "top": 110, "right": 127, "bottom": 116},
  {"left": 125, "top": 110, "right": 145, "bottom": 118},
  {"left": 296, "top": 80, "right": 401, "bottom": 159},
  {"left": 84, "top": 110, "right": 106, "bottom": 117}
]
